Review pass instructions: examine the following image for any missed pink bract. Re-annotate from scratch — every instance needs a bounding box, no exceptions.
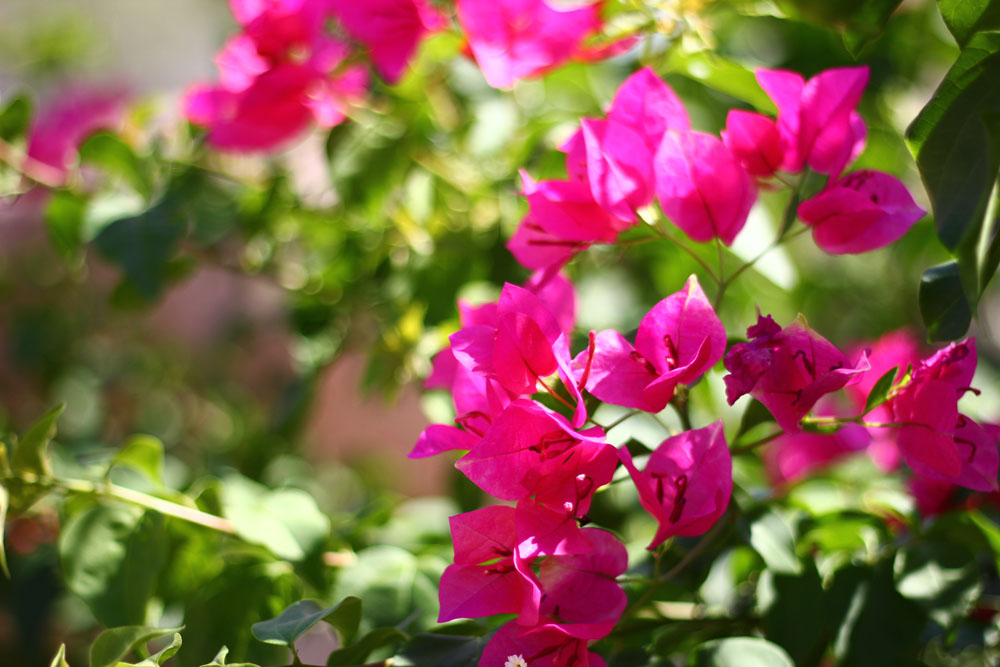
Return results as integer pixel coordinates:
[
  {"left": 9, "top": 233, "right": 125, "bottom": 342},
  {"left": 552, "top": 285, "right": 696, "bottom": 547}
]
[
  {"left": 723, "top": 314, "right": 869, "bottom": 432},
  {"left": 480, "top": 621, "right": 607, "bottom": 667},
  {"left": 721, "top": 110, "right": 783, "bottom": 179},
  {"left": 456, "top": 0, "right": 605, "bottom": 89},
  {"left": 798, "top": 170, "right": 925, "bottom": 254},
  {"left": 618, "top": 421, "right": 732, "bottom": 549},
  {"left": 654, "top": 131, "right": 756, "bottom": 246}
]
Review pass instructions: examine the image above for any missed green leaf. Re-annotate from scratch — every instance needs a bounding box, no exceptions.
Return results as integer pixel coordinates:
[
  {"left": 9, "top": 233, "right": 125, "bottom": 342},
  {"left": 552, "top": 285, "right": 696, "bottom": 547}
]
[
  {"left": 327, "top": 627, "right": 408, "bottom": 666},
  {"left": 907, "top": 31, "right": 1000, "bottom": 300},
  {"left": 757, "top": 562, "right": 827, "bottom": 665},
  {"left": 92, "top": 202, "right": 185, "bottom": 300},
  {"left": 251, "top": 597, "right": 361, "bottom": 648},
  {"left": 968, "top": 510, "right": 1000, "bottom": 573},
  {"left": 734, "top": 399, "right": 774, "bottom": 443},
  {"left": 0, "top": 484, "right": 9, "bottom": 579},
  {"left": 688, "top": 637, "right": 794, "bottom": 667},
  {"left": 392, "top": 632, "right": 489, "bottom": 667},
  {"left": 842, "top": 0, "right": 906, "bottom": 54},
  {"left": 78, "top": 133, "right": 151, "bottom": 197},
  {"left": 220, "top": 475, "right": 330, "bottom": 561},
  {"left": 49, "top": 643, "right": 70, "bottom": 667},
  {"left": 664, "top": 50, "right": 777, "bottom": 114},
  {"left": 335, "top": 545, "right": 441, "bottom": 630},
  {"left": 938, "top": 0, "right": 1000, "bottom": 46},
  {"left": 746, "top": 510, "right": 802, "bottom": 575},
  {"left": 894, "top": 541, "right": 981, "bottom": 628},
  {"left": 0, "top": 95, "right": 31, "bottom": 141},
  {"left": 128, "top": 632, "right": 182, "bottom": 666},
  {"left": 44, "top": 190, "right": 88, "bottom": 258},
  {"left": 12, "top": 403, "right": 65, "bottom": 477},
  {"left": 60, "top": 504, "right": 168, "bottom": 627},
  {"left": 919, "top": 261, "right": 973, "bottom": 341},
  {"left": 862, "top": 366, "right": 899, "bottom": 415},
  {"left": 109, "top": 435, "right": 165, "bottom": 487},
  {"left": 199, "top": 647, "right": 260, "bottom": 667},
  {"left": 89, "top": 625, "right": 182, "bottom": 667}
]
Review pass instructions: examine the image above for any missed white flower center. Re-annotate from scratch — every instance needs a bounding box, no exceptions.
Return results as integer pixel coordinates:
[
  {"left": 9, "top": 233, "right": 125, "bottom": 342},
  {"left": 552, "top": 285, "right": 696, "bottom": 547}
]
[{"left": 505, "top": 655, "right": 528, "bottom": 667}]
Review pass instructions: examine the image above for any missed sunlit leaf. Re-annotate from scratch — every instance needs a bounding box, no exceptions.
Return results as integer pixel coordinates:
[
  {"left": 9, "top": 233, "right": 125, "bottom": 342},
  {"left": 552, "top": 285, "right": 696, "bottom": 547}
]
[
  {"left": 689, "top": 636, "right": 794, "bottom": 667},
  {"left": 89, "top": 625, "right": 182, "bottom": 667}
]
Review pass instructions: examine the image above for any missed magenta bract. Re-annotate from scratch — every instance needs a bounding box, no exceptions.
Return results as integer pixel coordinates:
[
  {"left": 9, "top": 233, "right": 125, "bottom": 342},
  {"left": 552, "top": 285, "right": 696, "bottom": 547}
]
[
  {"left": 721, "top": 110, "right": 783, "bottom": 179},
  {"left": 480, "top": 621, "right": 607, "bottom": 667},
  {"left": 618, "top": 421, "right": 732, "bottom": 549}
]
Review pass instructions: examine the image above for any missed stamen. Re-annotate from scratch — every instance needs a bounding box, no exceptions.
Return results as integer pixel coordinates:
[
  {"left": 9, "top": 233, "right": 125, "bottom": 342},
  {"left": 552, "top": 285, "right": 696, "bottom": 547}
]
[
  {"left": 662, "top": 334, "right": 678, "bottom": 369},
  {"left": 670, "top": 474, "right": 688, "bottom": 523},
  {"left": 578, "top": 331, "right": 597, "bottom": 391}
]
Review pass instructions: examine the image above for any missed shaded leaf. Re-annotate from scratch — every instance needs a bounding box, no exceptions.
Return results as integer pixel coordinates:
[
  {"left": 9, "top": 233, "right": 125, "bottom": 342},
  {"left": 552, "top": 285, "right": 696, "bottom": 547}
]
[
  {"left": 919, "top": 261, "right": 973, "bottom": 341},
  {"left": 665, "top": 50, "right": 777, "bottom": 113},
  {"left": 12, "top": 403, "right": 65, "bottom": 477},
  {"left": 93, "top": 202, "right": 184, "bottom": 300},
  {"left": 326, "top": 627, "right": 408, "bottom": 666},
  {"left": 44, "top": 190, "right": 88, "bottom": 257},
  {"left": 938, "top": 0, "right": 1000, "bottom": 46},
  {"left": 688, "top": 636, "right": 794, "bottom": 667},
  {"left": 392, "top": 632, "right": 489, "bottom": 667},
  {"left": 60, "top": 505, "right": 167, "bottom": 627},
  {"left": 251, "top": 598, "right": 360, "bottom": 648},
  {"left": 746, "top": 510, "right": 802, "bottom": 575},
  {"left": 79, "top": 132, "right": 150, "bottom": 197},
  {"left": 894, "top": 541, "right": 981, "bottom": 628},
  {"left": 0, "top": 95, "right": 31, "bottom": 141},
  {"left": 110, "top": 435, "right": 165, "bottom": 487},
  {"left": 89, "top": 625, "right": 182, "bottom": 667},
  {"left": 758, "top": 562, "right": 827, "bottom": 665},
  {"left": 734, "top": 399, "right": 774, "bottom": 442}
]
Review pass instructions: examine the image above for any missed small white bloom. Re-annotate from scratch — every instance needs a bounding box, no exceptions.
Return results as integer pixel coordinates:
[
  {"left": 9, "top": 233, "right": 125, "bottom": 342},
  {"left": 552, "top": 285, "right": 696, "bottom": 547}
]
[{"left": 505, "top": 655, "right": 528, "bottom": 667}]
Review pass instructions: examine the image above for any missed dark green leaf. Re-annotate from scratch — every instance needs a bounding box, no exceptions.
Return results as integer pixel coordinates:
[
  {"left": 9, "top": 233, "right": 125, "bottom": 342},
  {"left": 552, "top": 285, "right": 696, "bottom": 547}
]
[
  {"left": 688, "top": 637, "right": 794, "bottom": 667},
  {"left": 843, "top": 0, "right": 905, "bottom": 54},
  {"left": 862, "top": 366, "right": 899, "bottom": 415},
  {"left": 0, "top": 95, "right": 31, "bottom": 141},
  {"left": 758, "top": 562, "right": 827, "bottom": 665},
  {"left": 78, "top": 132, "right": 151, "bottom": 197},
  {"left": 734, "top": 399, "right": 774, "bottom": 442},
  {"left": 110, "top": 435, "right": 165, "bottom": 487},
  {"left": 12, "top": 403, "right": 65, "bottom": 477},
  {"left": 60, "top": 505, "right": 168, "bottom": 627},
  {"left": 92, "top": 203, "right": 184, "bottom": 300},
  {"left": 746, "top": 510, "right": 802, "bottom": 575},
  {"left": 326, "top": 627, "right": 408, "bottom": 666},
  {"left": 44, "top": 190, "right": 88, "bottom": 257},
  {"left": 0, "top": 484, "right": 8, "bottom": 579},
  {"left": 664, "top": 50, "right": 777, "bottom": 114},
  {"left": 938, "top": 0, "right": 1000, "bottom": 46},
  {"left": 894, "top": 541, "right": 981, "bottom": 628},
  {"left": 907, "top": 31, "right": 1000, "bottom": 286},
  {"left": 393, "top": 632, "right": 489, "bottom": 667},
  {"left": 251, "top": 598, "right": 360, "bottom": 648},
  {"left": 968, "top": 510, "right": 1000, "bottom": 573},
  {"left": 89, "top": 625, "right": 182, "bottom": 667},
  {"left": 919, "top": 261, "right": 973, "bottom": 341}
]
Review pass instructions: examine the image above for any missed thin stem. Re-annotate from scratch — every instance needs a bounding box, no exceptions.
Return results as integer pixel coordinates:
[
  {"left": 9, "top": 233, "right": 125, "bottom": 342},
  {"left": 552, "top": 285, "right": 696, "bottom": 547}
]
[
  {"left": 715, "top": 237, "right": 726, "bottom": 286},
  {"left": 605, "top": 409, "right": 643, "bottom": 431},
  {"left": 670, "top": 394, "right": 693, "bottom": 432},
  {"left": 537, "top": 376, "right": 576, "bottom": 412},
  {"left": 649, "top": 219, "right": 720, "bottom": 284}
]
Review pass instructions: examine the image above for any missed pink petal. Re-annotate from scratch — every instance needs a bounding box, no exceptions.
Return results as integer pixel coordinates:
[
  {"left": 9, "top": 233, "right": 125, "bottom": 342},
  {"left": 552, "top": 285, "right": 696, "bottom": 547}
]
[
  {"left": 409, "top": 424, "right": 479, "bottom": 459},
  {"left": 607, "top": 67, "right": 690, "bottom": 148},
  {"left": 721, "top": 110, "right": 783, "bottom": 178}
]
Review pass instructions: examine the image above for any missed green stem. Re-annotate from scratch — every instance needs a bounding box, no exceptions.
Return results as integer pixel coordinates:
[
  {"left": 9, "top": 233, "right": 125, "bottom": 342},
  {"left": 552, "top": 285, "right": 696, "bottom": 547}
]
[
  {"left": 605, "top": 409, "right": 643, "bottom": 431},
  {"left": 648, "top": 218, "right": 720, "bottom": 284}
]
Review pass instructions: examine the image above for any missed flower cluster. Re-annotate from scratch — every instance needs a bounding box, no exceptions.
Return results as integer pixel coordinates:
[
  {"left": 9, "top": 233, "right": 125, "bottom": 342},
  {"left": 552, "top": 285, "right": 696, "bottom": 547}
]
[
  {"left": 413, "top": 272, "right": 734, "bottom": 664},
  {"left": 184, "top": 0, "right": 443, "bottom": 151}
]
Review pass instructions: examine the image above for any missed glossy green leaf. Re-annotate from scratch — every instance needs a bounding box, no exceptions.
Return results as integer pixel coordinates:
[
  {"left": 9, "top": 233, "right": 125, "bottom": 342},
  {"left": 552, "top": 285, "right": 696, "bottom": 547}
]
[
  {"left": 919, "top": 261, "right": 973, "bottom": 341},
  {"left": 110, "top": 435, "right": 165, "bottom": 487},
  {"left": 89, "top": 625, "right": 182, "bottom": 667},
  {"left": 127, "top": 632, "right": 182, "bottom": 666},
  {"left": 0, "top": 95, "right": 31, "bottom": 141},
  {"left": 938, "top": 0, "right": 1000, "bottom": 46},
  {"left": 251, "top": 597, "right": 360, "bottom": 648},
  {"left": 968, "top": 510, "right": 1000, "bottom": 573},
  {"left": 843, "top": 0, "right": 906, "bottom": 54},
  {"left": 758, "top": 562, "right": 826, "bottom": 665},
  {"left": 220, "top": 475, "right": 330, "bottom": 561},
  {"left": 861, "top": 366, "right": 899, "bottom": 415},
  {"left": 59, "top": 504, "right": 167, "bottom": 627},
  {"left": 688, "top": 637, "right": 794, "bottom": 667},
  {"left": 747, "top": 510, "right": 802, "bottom": 575},
  {"left": 894, "top": 541, "right": 981, "bottom": 628},
  {"left": 335, "top": 546, "right": 441, "bottom": 630},
  {"left": 49, "top": 643, "right": 70, "bottom": 667},
  {"left": 11, "top": 403, "right": 65, "bottom": 477},
  {"left": 327, "top": 627, "right": 408, "bottom": 666},
  {"left": 907, "top": 31, "right": 1000, "bottom": 297},
  {"left": 92, "top": 202, "right": 184, "bottom": 300},
  {"left": 78, "top": 132, "right": 151, "bottom": 197}
]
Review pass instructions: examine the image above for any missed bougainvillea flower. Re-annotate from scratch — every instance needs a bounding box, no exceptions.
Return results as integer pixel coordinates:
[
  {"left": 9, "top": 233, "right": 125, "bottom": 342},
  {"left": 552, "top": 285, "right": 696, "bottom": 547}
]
[
  {"left": 480, "top": 621, "right": 607, "bottom": 667},
  {"left": 756, "top": 66, "right": 869, "bottom": 175},
  {"left": 456, "top": 0, "right": 604, "bottom": 89},
  {"left": 577, "top": 275, "right": 726, "bottom": 412},
  {"left": 798, "top": 170, "right": 925, "bottom": 254},
  {"left": 654, "top": 131, "right": 756, "bottom": 246},
  {"left": 26, "top": 88, "right": 126, "bottom": 182},
  {"left": 887, "top": 339, "right": 982, "bottom": 482},
  {"left": 724, "top": 314, "right": 869, "bottom": 432},
  {"left": 515, "top": 498, "right": 591, "bottom": 559},
  {"left": 618, "top": 421, "right": 732, "bottom": 549},
  {"left": 535, "top": 528, "right": 628, "bottom": 639},
  {"left": 456, "top": 399, "right": 615, "bottom": 515},
  {"left": 328, "top": 0, "right": 446, "bottom": 83},
  {"left": 721, "top": 110, "right": 783, "bottom": 179},
  {"left": 606, "top": 67, "right": 690, "bottom": 148},
  {"left": 438, "top": 506, "right": 541, "bottom": 624}
]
